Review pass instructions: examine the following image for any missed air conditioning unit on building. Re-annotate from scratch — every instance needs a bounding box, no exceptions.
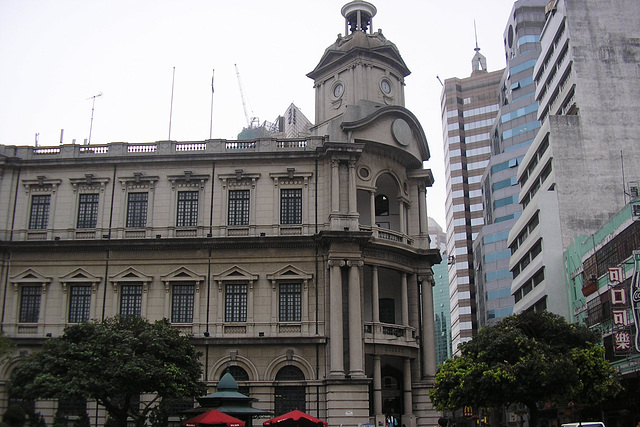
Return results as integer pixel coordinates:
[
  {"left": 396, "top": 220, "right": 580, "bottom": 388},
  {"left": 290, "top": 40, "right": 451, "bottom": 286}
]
[{"left": 629, "top": 182, "right": 640, "bottom": 199}]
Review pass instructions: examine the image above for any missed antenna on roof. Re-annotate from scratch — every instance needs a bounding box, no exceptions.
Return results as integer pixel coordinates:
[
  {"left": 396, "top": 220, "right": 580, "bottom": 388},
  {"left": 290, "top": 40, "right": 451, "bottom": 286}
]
[
  {"left": 474, "top": 20, "right": 480, "bottom": 52},
  {"left": 87, "top": 92, "right": 102, "bottom": 145},
  {"left": 471, "top": 20, "right": 487, "bottom": 72}
]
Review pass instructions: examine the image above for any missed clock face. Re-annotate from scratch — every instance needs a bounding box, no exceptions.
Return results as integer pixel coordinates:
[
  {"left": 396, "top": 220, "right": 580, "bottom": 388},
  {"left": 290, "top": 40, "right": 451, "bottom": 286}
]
[
  {"left": 333, "top": 83, "right": 344, "bottom": 98},
  {"left": 381, "top": 79, "right": 391, "bottom": 94}
]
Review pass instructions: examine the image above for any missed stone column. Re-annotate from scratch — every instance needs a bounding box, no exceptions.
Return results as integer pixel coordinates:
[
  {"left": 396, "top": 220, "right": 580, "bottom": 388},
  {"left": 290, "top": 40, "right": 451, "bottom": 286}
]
[
  {"left": 372, "top": 265, "right": 380, "bottom": 324},
  {"left": 421, "top": 274, "right": 437, "bottom": 378},
  {"left": 347, "top": 259, "right": 364, "bottom": 377},
  {"left": 418, "top": 186, "right": 428, "bottom": 235},
  {"left": 329, "top": 259, "right": 345, "bottom": 376},
  {"left": 401, "top": 273, "right": 409, "bottom": 327},
  {"left": 331, "top": 159, "right": 340, "bottom": 213},
  {"left": 348, "top": 160, "right": 357, "bottom": 215},
  {"left": 373, "top": 355, "right": 383, "bottom": 420},
  {"left": 403, "top": 358, "right": 415, "bottom": 425},
  {"left": 369, "top": 190, "right": 376, "bottom": 227},
  {"left": 398, "top": 199, "right": 406, "bottom": 235}
]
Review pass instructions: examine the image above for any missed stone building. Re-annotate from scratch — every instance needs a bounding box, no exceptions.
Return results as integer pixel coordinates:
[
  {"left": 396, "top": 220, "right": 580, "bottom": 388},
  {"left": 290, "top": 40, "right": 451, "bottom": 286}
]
[{"left": 0, "top": 2, "right": 441, "bottom": 427}]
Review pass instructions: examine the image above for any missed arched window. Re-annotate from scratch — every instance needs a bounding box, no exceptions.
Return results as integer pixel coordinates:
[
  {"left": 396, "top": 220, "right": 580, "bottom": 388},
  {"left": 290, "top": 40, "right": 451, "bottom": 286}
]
[
  {"left": 220, "top": 366, "right": 250, "bottom": 396},
  {"left": 274, "top": 366, "right": 305, "bottom": 415}
]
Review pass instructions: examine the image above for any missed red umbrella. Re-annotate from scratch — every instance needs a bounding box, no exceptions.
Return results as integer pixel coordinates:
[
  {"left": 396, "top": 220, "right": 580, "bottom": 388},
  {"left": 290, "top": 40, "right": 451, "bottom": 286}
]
[
  {"left": 263, "top": 410, "right": 327, "bottom": 427},
  {"left": 183, "top": 409, "right": 246, "bottom": 427}
]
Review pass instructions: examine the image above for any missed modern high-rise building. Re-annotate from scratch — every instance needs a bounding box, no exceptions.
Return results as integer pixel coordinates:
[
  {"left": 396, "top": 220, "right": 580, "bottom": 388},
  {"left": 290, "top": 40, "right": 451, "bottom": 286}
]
[
  {"left": 0, "top": 2, "right": 442, "bottom": 427},
  {"left": 441, "top": 48, "right": 503, "bottom": 351},
  {"left": 428, "top": 218, "right": 451, "bottom": 366},
  {"left": 507, "top": 0, "right": 640, "bottom": 317},
  {"left": 473, "top": 0, "right": 547, "bottom": 328}
]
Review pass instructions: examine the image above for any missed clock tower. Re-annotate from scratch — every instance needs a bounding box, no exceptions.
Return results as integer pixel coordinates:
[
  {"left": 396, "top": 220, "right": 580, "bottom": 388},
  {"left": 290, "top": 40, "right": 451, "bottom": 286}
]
[{"left": 307, "top": 1, "right": 411, "bottom": 128}]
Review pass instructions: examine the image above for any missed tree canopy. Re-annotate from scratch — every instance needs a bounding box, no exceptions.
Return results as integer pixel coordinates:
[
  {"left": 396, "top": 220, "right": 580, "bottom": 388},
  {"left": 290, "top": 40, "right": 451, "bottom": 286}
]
[
  {"left": 429, "top": 311, "right": 621, "bottom": 424},
  {"left": 9, "top": 317, "right": 207, "bottom": 427}
]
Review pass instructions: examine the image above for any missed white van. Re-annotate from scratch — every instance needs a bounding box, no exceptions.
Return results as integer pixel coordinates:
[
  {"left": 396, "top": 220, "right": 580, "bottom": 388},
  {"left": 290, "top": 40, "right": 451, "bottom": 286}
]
[{"left": 561, "top": 423, "right": 605, "bottom": 427}]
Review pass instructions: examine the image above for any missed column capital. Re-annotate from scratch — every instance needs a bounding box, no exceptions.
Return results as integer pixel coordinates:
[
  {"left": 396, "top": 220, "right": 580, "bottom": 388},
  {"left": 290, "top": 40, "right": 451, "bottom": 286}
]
[
  {"left": 347, "top": 259, "right": 364, "bottom": 268},
  {"left": 328, "top": 259, "right": 346, "bottom": 268}
]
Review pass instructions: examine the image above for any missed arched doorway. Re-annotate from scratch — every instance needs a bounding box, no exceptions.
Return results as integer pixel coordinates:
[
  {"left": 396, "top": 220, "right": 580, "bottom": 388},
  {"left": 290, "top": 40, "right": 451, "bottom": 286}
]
[{"left": 274, "top": 366, "right": 306, "bottom": 415}]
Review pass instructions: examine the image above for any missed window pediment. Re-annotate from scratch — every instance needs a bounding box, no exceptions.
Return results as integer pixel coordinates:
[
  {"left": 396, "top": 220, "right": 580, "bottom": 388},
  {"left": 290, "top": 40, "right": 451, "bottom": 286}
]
[
  {"left": 214, "top": 266, "right": 258, "bottom": 291},
  {"left": 267, "top": 265, "right": 312, "bottom": 290},
  {"left": 118, "top": 173, "right": 159, "bottom": 191},
  {"left": 109, "top": 267, "right": 152, "bottom": 293},
  {"left": 22, "top": 176, "right": 62, "bottom": 194},
  {"left": 10, "top": 269, "right": 51, "bottom": 293},
  {"left": 167, "top": 171, "right": 210, "bottom": 190},
  {"left": 219, "top": 170, "right": 261, "bottom": 189},
  {"left": 270, "top": 169, "right": 312, "bottom": 188},
  {"left": 69, "top": 174, "right": 110, "bottom": 193},
  {"left": 161, "top": 267, "right": 205, "bottom": 293},
  {"left": 60, "top": 268, "right": 102, "bottom": 293}
]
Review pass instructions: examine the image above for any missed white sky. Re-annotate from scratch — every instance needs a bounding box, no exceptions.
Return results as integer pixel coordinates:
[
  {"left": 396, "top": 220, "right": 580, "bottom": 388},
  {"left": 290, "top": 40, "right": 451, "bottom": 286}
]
[{"left": 0, "top": 0, "right": 517, "bottom": 226}]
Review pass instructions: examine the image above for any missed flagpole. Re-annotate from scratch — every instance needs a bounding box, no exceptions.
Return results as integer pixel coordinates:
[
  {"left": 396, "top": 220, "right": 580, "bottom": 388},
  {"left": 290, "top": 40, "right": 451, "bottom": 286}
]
[
  {"left": 209, "top": 69, "right": 215, "bottom": 139},
  {"left": 168, "top": 66, "right": 175, "bottom": 140}
]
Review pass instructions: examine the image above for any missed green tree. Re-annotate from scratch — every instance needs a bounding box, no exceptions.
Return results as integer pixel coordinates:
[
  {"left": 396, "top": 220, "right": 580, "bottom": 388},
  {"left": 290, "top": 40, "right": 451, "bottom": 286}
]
[
  {"left": 0, "top": 331, "right": 14, "bottom": 362},
  {"left": 9, "top": 317, "right": 206, "bottom": 427},
  {"left": 429, "top": 311, "right": 621, "bottom": 425}
]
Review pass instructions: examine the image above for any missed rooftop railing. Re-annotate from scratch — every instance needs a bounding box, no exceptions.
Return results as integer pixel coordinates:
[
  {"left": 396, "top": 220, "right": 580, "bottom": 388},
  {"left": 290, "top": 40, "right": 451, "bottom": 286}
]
[{"left": 1, "top": 137, "right": 322, "bottom": 161}]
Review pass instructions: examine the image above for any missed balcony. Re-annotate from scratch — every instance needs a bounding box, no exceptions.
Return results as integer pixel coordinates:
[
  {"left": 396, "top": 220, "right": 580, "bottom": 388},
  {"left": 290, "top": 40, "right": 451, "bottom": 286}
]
[{"left": 363, "top": 322, "right": 417, "bottom": 346}]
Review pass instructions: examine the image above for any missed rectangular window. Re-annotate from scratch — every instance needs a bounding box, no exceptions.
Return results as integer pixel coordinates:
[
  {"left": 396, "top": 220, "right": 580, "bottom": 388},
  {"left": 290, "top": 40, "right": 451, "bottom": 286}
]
[
  {"left": 77, "top": 193, "right": 99, "bottom": 228},
  {"left": 225, "top": 283, "right": 247, "bottom": 322},
  {"left": 171, "top": 284, "right": 194, "bottom": 323},
  {"left": 279, "top": 283, "right": 301, "bottom": 322},
  {"left": 19, "top": 286, "right": 41, "bottom": 323},
  {"left": 228, "top": 190, "right": 249, "bottom": 226},
  {"left": 29, "top": 195, "right": 51, "bottom": 229},
  {"left": 379, "top": 298, "right": 395, "bottom": 324},
  {"left": 126, "top": 193, "right": 148, "bottom": 228},
  {"left": 68, "top": 285, "right": 91, "bottom": 323},
  {"left": 280, "top": 189, "right": 302, "bottom": 225},
  {"left": 120, "top": 284, "right": 142, "bottom": 317},
  {"left": 177, "top": 191, "right": 198, "bottom": 227}
]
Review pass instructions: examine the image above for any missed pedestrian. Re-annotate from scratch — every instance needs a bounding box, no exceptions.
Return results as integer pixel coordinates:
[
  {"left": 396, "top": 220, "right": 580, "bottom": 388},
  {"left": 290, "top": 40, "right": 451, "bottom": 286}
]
[{"left": 438, "top": 418, "right": 448, "bottom": 427}]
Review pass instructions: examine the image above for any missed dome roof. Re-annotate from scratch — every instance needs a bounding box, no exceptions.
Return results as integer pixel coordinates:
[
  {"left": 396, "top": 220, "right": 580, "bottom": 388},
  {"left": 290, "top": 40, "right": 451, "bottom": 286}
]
[{"left": 217, "top": 372, "right": 238, "bottom": 391}]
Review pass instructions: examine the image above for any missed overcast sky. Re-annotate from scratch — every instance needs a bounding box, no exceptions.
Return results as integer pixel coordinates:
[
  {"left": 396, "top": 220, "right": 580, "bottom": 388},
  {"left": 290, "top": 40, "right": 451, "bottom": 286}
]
[{"left": 0, "top": 0, "right": 518, "bottom": 226}]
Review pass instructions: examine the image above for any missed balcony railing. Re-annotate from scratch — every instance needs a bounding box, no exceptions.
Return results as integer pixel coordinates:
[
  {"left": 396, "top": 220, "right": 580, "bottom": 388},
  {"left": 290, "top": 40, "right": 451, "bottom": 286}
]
[{"left": 364, "top": 322, "right": 416, "bottom": 344}]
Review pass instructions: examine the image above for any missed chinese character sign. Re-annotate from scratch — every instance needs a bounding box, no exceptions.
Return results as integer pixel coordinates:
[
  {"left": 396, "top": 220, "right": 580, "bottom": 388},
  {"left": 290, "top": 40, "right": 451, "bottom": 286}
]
[
  {"left": 614, "top": 330, "right": 632, "bottom": 351},
  {"left": 632, "top": 252, "right": 640, "bottom": 353},
  {"left": 609, "top": 266, "right": 624, "bottom": 284},
  {"left": 611, "top": 288, "right": 627, "bottom": 305}
]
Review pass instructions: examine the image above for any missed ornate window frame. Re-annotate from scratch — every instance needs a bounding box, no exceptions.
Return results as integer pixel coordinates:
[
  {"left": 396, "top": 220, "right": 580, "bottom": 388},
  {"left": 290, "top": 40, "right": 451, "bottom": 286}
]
[
  {"left": 218, "top": 170, "right": 260, "bottom": 237},
  {"left": 10, "top": 269, "right": 52, "bottom": 332},
  {"left": 267, "top": 265, "right": 312, "bottom": 335},
  {"left": 109, "top": 267, "right": 153, "bottom": 318},
  {"left": 270, "top": 169, "right": 312, "bottom": 236},
  {"left": 60, "top": 268, "right": 102, "bottom": 323},
  {"left": 118, "top": 173, "right": 159, "bottom": 238},
  {"left": 167, "top": 171, "right": 210, "bottom": 237},
  {"left": 69, "top": 174, "right": 110, "bottom": 238},
  {"left": 213, "top": 266, "right": 258, "bottom": 334},
  {"left": 22, "top": 176, "right": 62, "bottom": 240},
  {"left": 161, "top": 267, "right": 205, "bottom": 326}
]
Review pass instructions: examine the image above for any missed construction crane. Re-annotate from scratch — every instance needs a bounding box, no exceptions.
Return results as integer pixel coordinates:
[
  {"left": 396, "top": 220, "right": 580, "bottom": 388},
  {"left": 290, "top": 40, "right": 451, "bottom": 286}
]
[{"left": 234, "top": 64, "right": 259, "bottom": 128}]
